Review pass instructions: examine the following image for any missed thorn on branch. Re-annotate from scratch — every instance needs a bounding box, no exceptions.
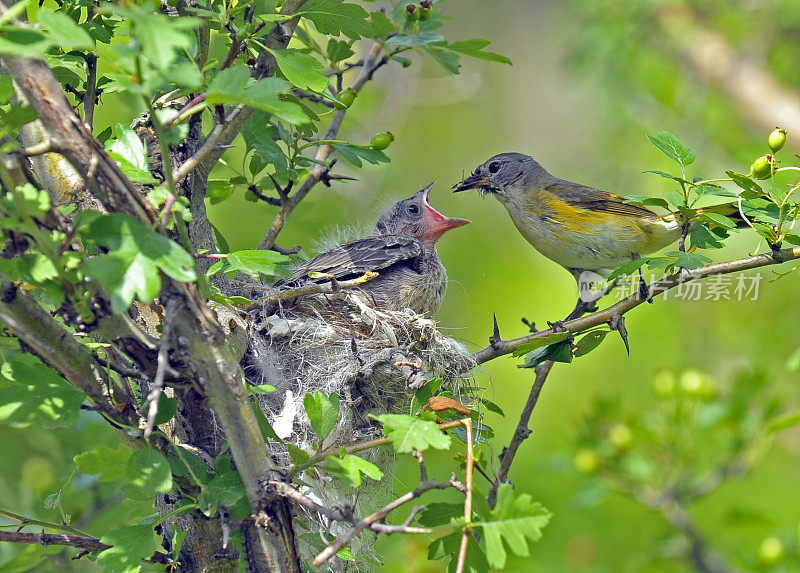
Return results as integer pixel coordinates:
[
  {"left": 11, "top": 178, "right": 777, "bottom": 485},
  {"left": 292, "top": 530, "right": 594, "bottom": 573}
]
[
  {"left": 607, "top": 314, "right": 629, "bottom": 356},
  {"left": 489, "top": 313, "right": 502, "bottom": 349},
  {"left": 248, "top": 184, "right": 282, "bottom": 206},
  {"left": 521, "top": 317, "right": 537, "bottom": 333}
]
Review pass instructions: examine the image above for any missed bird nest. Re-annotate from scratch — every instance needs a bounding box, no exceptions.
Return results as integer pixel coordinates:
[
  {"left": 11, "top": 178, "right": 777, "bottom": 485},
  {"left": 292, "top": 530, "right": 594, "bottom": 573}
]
[
  {"left": 245, "top": 290, "right": 476, "bottom": 465},
  {"left": 242, "top": 289, "right": 476, "bottom": 567}
]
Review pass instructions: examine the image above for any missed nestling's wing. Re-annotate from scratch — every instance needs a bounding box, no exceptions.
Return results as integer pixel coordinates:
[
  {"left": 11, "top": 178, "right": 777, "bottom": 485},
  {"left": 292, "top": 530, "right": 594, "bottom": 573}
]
[
  {"left": 546, "top": 180, "right": 660, "bottom": 219},
  {"left": 275, "top": 235, "right": 423, "bottom": 286}
]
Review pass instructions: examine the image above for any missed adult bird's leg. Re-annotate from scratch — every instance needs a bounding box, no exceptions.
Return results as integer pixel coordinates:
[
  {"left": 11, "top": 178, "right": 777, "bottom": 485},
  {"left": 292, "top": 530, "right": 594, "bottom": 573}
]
[{"left": 638, "top": 267, "right": 653, "bottom": 304}]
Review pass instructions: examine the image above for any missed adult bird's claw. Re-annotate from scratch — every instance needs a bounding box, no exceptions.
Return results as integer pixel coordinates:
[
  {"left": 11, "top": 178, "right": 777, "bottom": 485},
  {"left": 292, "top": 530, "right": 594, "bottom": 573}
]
[{"left": 607, "top": 314, "right": 630, "bottom": 355}]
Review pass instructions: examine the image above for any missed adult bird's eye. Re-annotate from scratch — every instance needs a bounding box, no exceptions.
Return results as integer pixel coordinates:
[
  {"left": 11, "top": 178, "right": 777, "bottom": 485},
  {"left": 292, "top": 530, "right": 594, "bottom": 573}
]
[
  {"left": 407, "top": 203, "right": 420, "bottom": 215},
  {"left": 488, "top": 161, "right": 501, "bottom": 174}
]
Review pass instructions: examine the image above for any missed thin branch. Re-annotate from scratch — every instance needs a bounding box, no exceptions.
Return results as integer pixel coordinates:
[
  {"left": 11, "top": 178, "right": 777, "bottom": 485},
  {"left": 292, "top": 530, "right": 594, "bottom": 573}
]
[
  {"left": 83, "top": 53, "right": 97, "bottom": 129},
  {"left": 0, "top": 530, "right": 109, "bottom": 552},
  {"left": 143, "top": 299, "right": 178, "bottom": 438},
  {"left": 472, "top": 246, "right": 800, "bottom": 365},
  {"left": 487, "top": 361, "right": 553, "bottom": 508},
  {"left": 0, "top": 508, "right": 91, "bottom": 537},
  {"left": 257, "top": 42, "right": 384, "bottom": 251},
  {"left": 313, "top": 473, "right": 464, "bottom": 566}
]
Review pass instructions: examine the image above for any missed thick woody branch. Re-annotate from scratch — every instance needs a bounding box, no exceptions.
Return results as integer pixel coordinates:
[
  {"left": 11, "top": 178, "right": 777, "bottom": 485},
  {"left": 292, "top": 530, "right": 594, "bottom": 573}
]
[
  {"left": 257, "top": 42, "right": 384, "bottom": 250},
  {"left": 473, "top": 246, "right": 800, "bottom": 364},
  {"left": 0, "top": 530, "right": 109, "bottom": 552}
]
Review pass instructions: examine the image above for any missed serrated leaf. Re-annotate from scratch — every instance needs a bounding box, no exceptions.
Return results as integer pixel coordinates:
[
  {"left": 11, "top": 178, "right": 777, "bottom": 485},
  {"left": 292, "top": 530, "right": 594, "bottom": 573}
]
[
  {"left": 417, "top": 502, "right": 463, "bottom": 527},
  {"left": 725, "top": 171, "right": 763, "bottom": 197},
  {"left": 303, "top": 391, "right": 340, "bottom": 441},
  {"left": 297, "top": 0, "right": 371, "bottom": 40},
  {"left": 206, "top": 249, "right": 289, "bottom": 280},
  {"left": 664, "top": 250, "right": 711, "bottom": 270},
  {"left": 428, "top": 530, "right": 490, "bottom": 573},
  {"left": 608, "top": 257, "right": 651, "bottom": 281},
  {"left": 0, "top": 355, "right": 84, "bottom": 429},
  {"left": 243, "top": 111, "right": 288, "bottom": 173},
  {"left": 105, "top": 124, "right": 159, "bottom": 185},
  {"left": 97, "top": 524, "right": 156, "bottom": 573},
  {"left": 447, "top": 39, "right": 511, "bottom": 64},
  {"left": 326, "top": 38, "right": 354, "bottom": 63},
  {"left": 124, "top": 447, "right": 172, "bottom": 500},
  {"left": 37, "top": 9, "right": 94, "bottom": 50},
  {"left": 647, "top": 131, "right": 696, "bottom": 166},
  {"left": 478, "top": 483, "right": 551, "bottom": 569},
  {"left": 203, "top": 470, "right": 245, "bottom": 507},
  {"left": 206, "top": 66, "right": 308, "bottom": 124},
  {"left": 376, "top": 413, "right": 451, "bottom": 453},
  {"left": 325, "top": 454, "right": 383, "bottom": 487},
  {"left": 80, "top": 212, "right": 196, "bottom": 313},
  {"left": 269, "top": 48, "right": 327, "bottom": 92},
  {"left": 74, "top": 445, "right": 132, "bottom": 482},
  {"left": 369, "top": 11, "right": 395, "bottom": 37}
]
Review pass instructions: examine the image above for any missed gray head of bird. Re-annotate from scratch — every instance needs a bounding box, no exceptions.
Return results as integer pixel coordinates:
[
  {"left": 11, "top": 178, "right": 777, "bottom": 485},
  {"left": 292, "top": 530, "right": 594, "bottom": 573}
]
[
  {"left": 375, "top": 182, "right": 470, "bottom": 249},
  {"left": 452, "top": 153, "right": 553, "bottom": 203}
]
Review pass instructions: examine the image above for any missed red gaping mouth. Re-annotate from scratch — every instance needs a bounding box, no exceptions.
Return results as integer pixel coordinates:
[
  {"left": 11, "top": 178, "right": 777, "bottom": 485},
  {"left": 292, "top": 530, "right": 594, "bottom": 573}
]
[{"left": 416, "top": 182, "right": 470, "bottom": 237}]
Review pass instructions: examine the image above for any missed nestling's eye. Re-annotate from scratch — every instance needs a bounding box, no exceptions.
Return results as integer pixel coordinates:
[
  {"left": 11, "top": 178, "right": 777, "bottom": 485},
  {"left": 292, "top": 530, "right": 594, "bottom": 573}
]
[
  {"left": 488, "top": 161, "right": 501, "bottom": 174},
  {"left": 407, "top": 203, "right": 420, "bottom": 215}
]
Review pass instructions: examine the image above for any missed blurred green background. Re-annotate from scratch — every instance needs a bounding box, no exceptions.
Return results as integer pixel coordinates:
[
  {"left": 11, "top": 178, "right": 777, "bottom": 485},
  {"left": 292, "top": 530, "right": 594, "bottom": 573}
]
[{"left": 3, "top": 0, "right": 800, "bottom": 571}]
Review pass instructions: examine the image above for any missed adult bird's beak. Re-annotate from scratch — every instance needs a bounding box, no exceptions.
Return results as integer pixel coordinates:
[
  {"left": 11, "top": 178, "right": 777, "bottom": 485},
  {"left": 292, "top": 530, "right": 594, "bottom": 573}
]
[
  {"left": 452, "top": 173, "right": 490, "bottom": 193},
  {"left": 417, "top": 182, "right": 470, "bottom": 239}
]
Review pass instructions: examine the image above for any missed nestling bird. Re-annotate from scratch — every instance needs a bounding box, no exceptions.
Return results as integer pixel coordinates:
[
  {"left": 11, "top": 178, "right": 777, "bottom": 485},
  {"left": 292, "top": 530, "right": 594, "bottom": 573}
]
[
  {"left": 275, "top": 182, "right": 469, "bottom": 315},
  {"left": 453, "top": 153, "right": 743, "bottom": 316}
]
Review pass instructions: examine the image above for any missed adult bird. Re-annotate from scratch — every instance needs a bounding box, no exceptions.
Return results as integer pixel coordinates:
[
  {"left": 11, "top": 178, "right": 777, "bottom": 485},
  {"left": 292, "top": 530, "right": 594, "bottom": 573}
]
[
  {"left": 453, "top": 152, "right": 743, "bottom": 317},
  {"left": 275, "top": 182, "right": 469, "bottom": 315}
]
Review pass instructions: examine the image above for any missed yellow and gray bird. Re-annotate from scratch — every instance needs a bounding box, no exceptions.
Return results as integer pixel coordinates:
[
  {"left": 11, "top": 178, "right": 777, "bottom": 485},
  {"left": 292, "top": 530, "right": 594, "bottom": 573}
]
[
  {"left": 276, "top": 183, "right": 469, "bottom": 315},
  {"left": 453, "top": 153, "right": 742, "bottom": 315}
]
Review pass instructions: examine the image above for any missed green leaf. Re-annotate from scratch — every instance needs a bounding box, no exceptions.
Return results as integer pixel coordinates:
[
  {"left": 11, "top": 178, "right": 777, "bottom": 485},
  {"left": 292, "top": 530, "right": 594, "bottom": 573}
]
[
  {"left": 329, "top": 141, "right": 389, "bottom": 167},
  {"left": 417, "top": 502, "right": 463, "bottom": 527},
  {"left": 152, "top": 394, "right": 177, "bottom": 426},
  {"left": 37, "top": 9, "right": 94, "bottom": 50},
  {"left": 0, "top": 102, "right": 37, "bottom": 133},
  {"left": 203, "top": 471, "right": 246, "bottom": 507},
  {"left": 647, "top": 131, "right": 696, "bottom": 166},
  {"left": 0, "top": 26, "right": 53, "bottom": 57},
  {"left": 386, "top": 31, "right": 445, "bottom": 47},
  {"left": 426, "top": 46, "right": 461, "bottom": 74},
  {"left": 206, "top": 66, "right": 308, "bottom": 125},
  {"left": 447, "top": 39, "right": 511, "bottom": 64},
  {"left": 124, "top": 447, "right": 172, "bottom": 500},
  {"left": 511, "top": 331, "right": 572, "bottom": 357},
  {"left": 243, "top": 111, "right": 288, "bottom": 173},
  {"left": 428, "top": 530, "right": 490, "bottom": 573},
  {"left": 608, "top": 257, "right": 651, "bottom": 281},
  {"left": 206, "top": 249, "right": 289, "bottom": 280},
  {"left": 298, "top": 0, "right": 372, "bottom": 40},
  {"left": 326, "top": 38, "right": 354, "bottom": 63},
  {"left": 74, "top": 445, "right": 132, "bottom": 482},
  {"left": 105, "top": 124, "right": 159, "bottom": 185},
  {"left": 663, "top": 250, "right": 712, "bottom": 270},
  {"left": 479, "top": 483, "right": 551, "bottom": 569},
  {"left": 699, "top": 212, "right": 737, "bottom": 229},
  {"left": 369, "top": 11, "right": 395, "bottom": 37},
  {"left": 303, "top": 391, "right": 340, "bottom": 441},
  {"left": 154, "top": 108, "right": 190, "bottom": 146},
  {"left": 625, "top": 193, "right": 670, "bottom": 210},
  {"left": 80, "top": 212, "right": 196, "bottom": 313},
  {"left": 376, "top": 413, "right": 451, "bottom": 453},
  {"left": 269, "top": 48, "right": 327, "bottom": 92},
  {"left": 725, "top": 171, "right": 763, "bottom": 197},
  {"left": 207, "top": 180, "right": 236, "bottom": 205},
  {"left": 519, "top": 340, "right": 573, "bottom": 369},
  {"left": 573, "top": 330, "right": 609, "bottom": 357},
  {"left": 0, "top": 75, "right": 13, "bottom": 104},
  {"left": 0, "top": 355, "right": 84, "bottom": 429},
  {"left": 97, "top": 524, "right": 156, "bottom": 573},
  {"left": 325, "top": 454, "right": 383, "bottom": 487}
]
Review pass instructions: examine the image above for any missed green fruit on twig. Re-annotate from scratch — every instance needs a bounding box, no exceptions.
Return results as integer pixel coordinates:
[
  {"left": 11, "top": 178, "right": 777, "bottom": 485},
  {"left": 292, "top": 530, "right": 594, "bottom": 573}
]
[
  {"left": 370, "top": 131, "right": 394, "bottom": 150},
  {"left": 768, "top": 127, "right": 787, "bottom": 153},
  {"left": 404, "top": 3, "right": 420, "bottom": 21},
  {"left": 750, "top": 155, "right": 776, "bottom": 180},
  {"left": 573, "top": 448, "right": 600, "bottom": 474},
  {"left": 758, "top": 537, "right": 784, "bottom": 565},
  {"left": 419, "top": 0, "right": 433, "bottom": 20},
  {"left": 335, "top": 88, "right": 357, "bottom": 109}
]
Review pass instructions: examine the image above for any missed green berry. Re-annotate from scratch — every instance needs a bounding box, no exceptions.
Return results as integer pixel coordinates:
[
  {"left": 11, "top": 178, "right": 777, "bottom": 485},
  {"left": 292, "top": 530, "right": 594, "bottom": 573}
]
[
  {"left": 758, "top": 537, "right": 784, "bottom": 565},
  {"left": 370, "top": 131, "right": 394, "bottom": 150},
  {"left": 750, "top": 155, "right": 776, "bottom": 180},
  {"left": 419, "top": 0, "right": 432, "bottom": 20},
  {"left": 335, "top": 88, "right": 357, "bottom": 109},
  {"left": 573, "top": 447, "right": 600, "bottom": 474},
  {"left": 404, "top": 3, "right": 420, "bottom": 21},
  {"left": 609, "top": 423, "right": 632, "bottom": 450},
  {"left": 768, "top": 127, "right": 787, "bottom": 153}
]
